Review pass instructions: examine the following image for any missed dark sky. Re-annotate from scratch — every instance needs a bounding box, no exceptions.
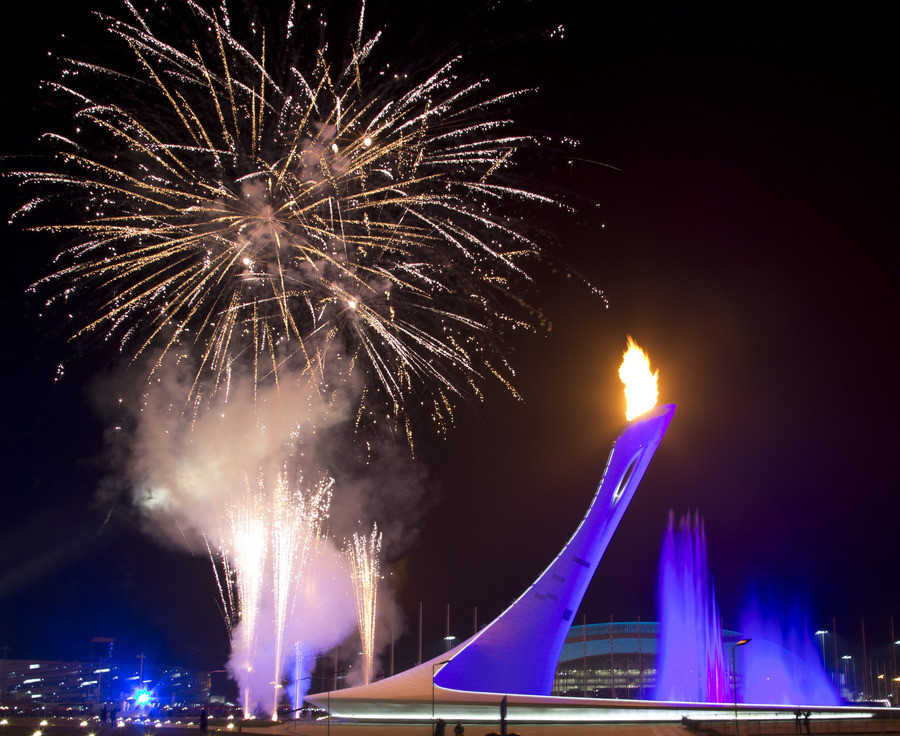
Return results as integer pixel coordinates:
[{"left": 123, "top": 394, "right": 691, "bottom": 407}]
[{"left": 0, "top": 0, "right": 897, "bottom": 681}]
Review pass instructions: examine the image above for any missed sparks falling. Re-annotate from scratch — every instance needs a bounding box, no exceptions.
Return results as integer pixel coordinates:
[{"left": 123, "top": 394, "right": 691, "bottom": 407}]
[
  {"left": 12, "top": 0, "right": 588, "bottom": 718},
  {"left": 13, "top": 0, "right": 572, "bottom": 441},
  {"left": 269, "top": 471, "right": 332, "bottom": 719},
  {"left": 220, "top": 483, "right": 268, "bottom": 718},
  {"left": 347, "top": 523, "right": 382, "bottom": 686},
  {"left": 209, "top": 470, "right": 333, "bottom": 718}
]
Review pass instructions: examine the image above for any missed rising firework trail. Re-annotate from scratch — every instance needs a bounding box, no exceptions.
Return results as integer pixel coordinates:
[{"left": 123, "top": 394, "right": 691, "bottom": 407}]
[
  {"left": 269, "top": 472, "right": 332, "bottom": 718},
  {"left": 12, "top": 0, "right": 576, "bottom": 442},
  {"left": 347, "top": 523, "right": 382, "bottom": 686},
  {"left": 216, "top": 481, "right": 268, "bottom": 717},
  {"left": 209, "top": 470, "right": 333, "bottom": 718}
]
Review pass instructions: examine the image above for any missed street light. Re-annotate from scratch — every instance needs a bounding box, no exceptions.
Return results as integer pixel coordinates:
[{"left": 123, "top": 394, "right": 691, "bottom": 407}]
[
  {"left": 893, "top": 634, "right": 900, "bottom": 706},
  {"left": 324, "top": 669, "right": 347, "bottom": 736},
  {"left": 432, "top": 660, "right": 450, "bottom": 735},
  {"left": 815, "top": 630, "right": 829, "bottom": 685},
  {"left": 732, "top": 639, "right": 751, "bottom": 736},
  {"left": 841, "top": 655, "right": 854, "bottom": 700},
  {"left": 0, "top": 646, "right": 9, "bottom": 706},
  {"left": 815, "top": 631, "right": 827, "bottom": 664}
]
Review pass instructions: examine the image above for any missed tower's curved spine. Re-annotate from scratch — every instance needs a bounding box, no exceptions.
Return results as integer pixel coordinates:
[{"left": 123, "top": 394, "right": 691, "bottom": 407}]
[{"left": 435, "top": 403, "right": 676, "bottom": 694}]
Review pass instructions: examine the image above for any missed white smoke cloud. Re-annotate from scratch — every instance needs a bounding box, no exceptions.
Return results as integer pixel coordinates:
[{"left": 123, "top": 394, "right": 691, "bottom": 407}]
[{"left": 94, "top": 353, "right": 429, "bottom": 717}]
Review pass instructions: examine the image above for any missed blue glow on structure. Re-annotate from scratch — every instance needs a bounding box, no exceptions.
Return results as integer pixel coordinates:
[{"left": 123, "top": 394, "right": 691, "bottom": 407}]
[
  {"left": 307, "top": 400, "right": 878, "bottom": 720},
  {"left": 738, "top": 599, "right": 839, "bottom": 706},
  {"left": 434, "top": 404, "right": 676, "bottom": 695}
]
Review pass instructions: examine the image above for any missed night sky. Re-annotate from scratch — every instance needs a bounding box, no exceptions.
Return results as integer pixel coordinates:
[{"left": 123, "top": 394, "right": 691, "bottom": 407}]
[{"left": 1, "top": 0, "right": 896, "bottom": 684}]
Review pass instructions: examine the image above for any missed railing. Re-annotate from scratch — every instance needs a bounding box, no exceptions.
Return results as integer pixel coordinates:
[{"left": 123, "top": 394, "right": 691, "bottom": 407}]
[{"left": 684, "top": 716, "right": 900, "bottom": 736}]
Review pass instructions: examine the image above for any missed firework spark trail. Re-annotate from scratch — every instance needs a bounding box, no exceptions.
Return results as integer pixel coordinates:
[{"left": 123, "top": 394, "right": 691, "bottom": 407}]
[
  {"left": 207, "top": 467, "right": 334, "bottom": 718},
  {"left": 269, "top": 472, "right": 300, "bottom": 719},
  {"left": 285, "top": 494, "right": 332, "bottom": 711},
  {"left": 346, "top": 523, "right": 382, "bottom": 686},
  {"left": 12, "top": 0, "right": 587, "bottom": 717},
  {"left": 224, "top": 482, "right": 268, "bottom": 718},
  {"left": 206, "top": 536, "right": 239, "bottom": 633},
  {"left": 13, "top": 0, "right": 575, "bottom": 441},
  {"left": 269, "top": 471, "right": 332, "bottom": 718}
]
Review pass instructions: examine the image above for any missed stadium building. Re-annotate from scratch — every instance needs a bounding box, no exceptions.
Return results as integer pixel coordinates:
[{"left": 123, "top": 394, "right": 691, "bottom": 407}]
[{"left": 553, "top": 621, "right": 659, "bottom": 699}]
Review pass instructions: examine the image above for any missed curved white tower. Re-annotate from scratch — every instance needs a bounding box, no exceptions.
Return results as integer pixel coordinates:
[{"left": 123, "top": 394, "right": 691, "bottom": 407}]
[
  {"left": 308, "top": 403, "right": 675, "bottom": 713},
  {"left": 435, "top": 403, "right": 676, "bottom": 694}
]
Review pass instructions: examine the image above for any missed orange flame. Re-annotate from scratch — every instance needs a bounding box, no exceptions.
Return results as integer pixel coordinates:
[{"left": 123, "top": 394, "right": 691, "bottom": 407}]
[{"left": 619, "top": 336, "right": 659, "bottom": 420}]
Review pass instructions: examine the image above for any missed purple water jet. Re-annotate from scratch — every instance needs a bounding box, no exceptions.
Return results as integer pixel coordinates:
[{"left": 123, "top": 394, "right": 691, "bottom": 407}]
[
  {"left": 738, "top": 596, "right": 839, "bottom": 706},
  {"left": 655, "top": 510, "right": 729, "bottom": 702},
  {"left": 655, "top": 510, "right": 839, "bottom": 706}
]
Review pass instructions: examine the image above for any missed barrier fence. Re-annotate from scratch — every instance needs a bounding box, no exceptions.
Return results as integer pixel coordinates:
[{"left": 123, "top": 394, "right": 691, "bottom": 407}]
[{"left": 685, "top": 716, "right": 900, "bottom": 736}]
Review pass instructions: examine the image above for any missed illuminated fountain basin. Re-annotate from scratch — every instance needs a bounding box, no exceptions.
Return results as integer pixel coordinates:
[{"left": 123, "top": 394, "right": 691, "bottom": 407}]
[{"left": 655, "top": 512, "right": 838, "bottom": 706}]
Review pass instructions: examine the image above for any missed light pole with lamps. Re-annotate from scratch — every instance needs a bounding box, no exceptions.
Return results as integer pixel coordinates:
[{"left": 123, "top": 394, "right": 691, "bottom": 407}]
[
  {"left": 0, "top": 645, "right": 8, "bottom": 706},
  {"left": 893, "top": 627, "right": 900, "bottom": 705},
  {"left": 815, "top": 630, "right": 828, "bottom": 685},
  {"left": 841, "top": 655, "right": 854, "bottom": 700},
  {"left": 324, "top": 669, "right": 347, "bottom": 736},
  {"left": 731, "top": 639, "right": 751, "bottom": 736},
  {"left": 814, "top": 631, "right": 827, "bottom": 664},
  {"left": 432, "top": 660, "right": 450, "bottom": 735}
]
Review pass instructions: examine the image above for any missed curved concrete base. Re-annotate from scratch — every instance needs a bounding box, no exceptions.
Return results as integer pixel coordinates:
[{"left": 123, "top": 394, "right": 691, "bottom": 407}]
[{"left": 310, "top": 679, "right": 879, "bottom": 723}]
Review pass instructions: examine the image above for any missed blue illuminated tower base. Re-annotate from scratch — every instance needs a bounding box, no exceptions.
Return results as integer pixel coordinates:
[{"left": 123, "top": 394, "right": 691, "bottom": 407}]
[
  {"left": 435, "top": 403, "right": 676, "bottom": 694},
  {"left": 307, "top": 403, "right": 676, "bottom": 711}
]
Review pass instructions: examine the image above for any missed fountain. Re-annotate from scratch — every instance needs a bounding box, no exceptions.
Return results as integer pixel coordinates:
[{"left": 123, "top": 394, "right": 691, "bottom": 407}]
[
  {"left": 655, "top": 511, "right": 729, "bottom": 702},
  {"left": 655, "top": 510, "right": 838, "bottom": 705},
  {"left": 738, "top": 597, "right": 839, "bottom": 705}
]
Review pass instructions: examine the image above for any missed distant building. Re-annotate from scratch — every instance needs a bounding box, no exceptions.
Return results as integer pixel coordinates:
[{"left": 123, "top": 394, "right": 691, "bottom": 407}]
[
  {"left": 1, "top": 660, "right": 98, "bottom": 707},
  {"left": 553, "top": 621, "right": 659, "bottom": 698},
  {"left": 0, "top": 659, "right": 218, "bottom": 713}
]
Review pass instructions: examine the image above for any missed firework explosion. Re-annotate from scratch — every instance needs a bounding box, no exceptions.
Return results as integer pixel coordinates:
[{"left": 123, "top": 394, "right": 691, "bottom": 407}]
[
  {"left": 346, "top": 524, "right": 383, "bottom": 686},
  {"left": 13, "top": 0, "right": 568, "bottom": 440},
  {"left": 12, "top": 0, "right": 579, "bottom": 717}
]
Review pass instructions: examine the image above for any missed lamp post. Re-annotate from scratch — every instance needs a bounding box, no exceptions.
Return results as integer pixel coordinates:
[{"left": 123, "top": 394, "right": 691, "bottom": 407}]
[
  {"left": 815, "top": 630, "right": 829, "bottom": 686},
  {"left": 324, "top": 669, "right": 346, "bottom": 736},
  {"left": 0, "top": 645, "right": 8, "bottom": 706},
  {"left": 731, "top": 639, "right": 751, "bottom": 736},
  {"left": 841, "top": 655, "right": 854, "bottom": 701},
  {"left": 432, "top": 660, "right": 450, "bottom": 735},
  {"left": 892, "top": 632, "right": 900, "bottom": 706},
  {"left": 815, "top": 630, "right": 827, "bottom": 666}
]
